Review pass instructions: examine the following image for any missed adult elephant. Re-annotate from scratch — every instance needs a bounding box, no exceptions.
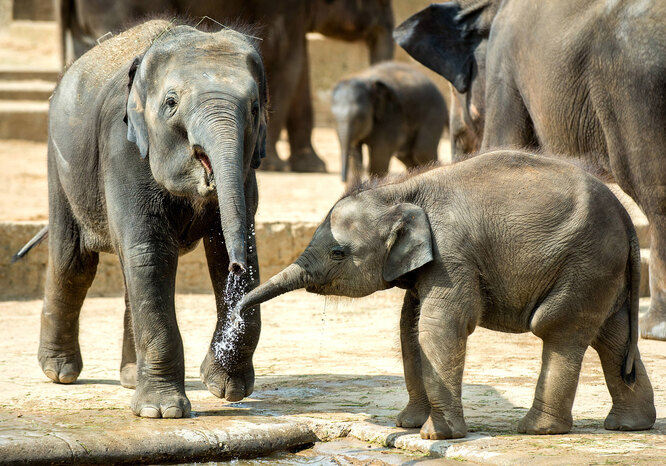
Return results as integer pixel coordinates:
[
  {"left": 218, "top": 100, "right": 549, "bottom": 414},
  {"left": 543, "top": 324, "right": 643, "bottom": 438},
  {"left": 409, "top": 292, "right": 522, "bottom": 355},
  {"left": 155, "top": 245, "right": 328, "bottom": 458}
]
[
  {"left": 56, "top": 0, "right": 395, "bottom": 172},
  {"left": 394, "top": 0, "right": 666, "bottom": 340}
]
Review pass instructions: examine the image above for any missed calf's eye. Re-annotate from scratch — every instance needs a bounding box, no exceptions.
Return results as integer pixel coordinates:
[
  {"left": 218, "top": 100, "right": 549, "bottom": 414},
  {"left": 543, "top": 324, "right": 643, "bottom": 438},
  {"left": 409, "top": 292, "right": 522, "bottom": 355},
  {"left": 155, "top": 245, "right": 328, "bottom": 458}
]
[
  {"left": 330, "top": 246, "right": 346, "bottom": 261},
  {"left": 166, "top": 96, "right": 178, "bottom": 108}
]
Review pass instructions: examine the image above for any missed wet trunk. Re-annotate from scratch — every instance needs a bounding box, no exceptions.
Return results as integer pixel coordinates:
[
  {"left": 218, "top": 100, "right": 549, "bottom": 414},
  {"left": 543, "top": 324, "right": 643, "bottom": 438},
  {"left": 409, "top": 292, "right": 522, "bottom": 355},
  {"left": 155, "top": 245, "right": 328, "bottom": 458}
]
[
  {"left": 240, "top": 263, "right": 308, "bottom": 310},
  {"left": 190, "top": 113, "right": 248, "bottom": 274}
]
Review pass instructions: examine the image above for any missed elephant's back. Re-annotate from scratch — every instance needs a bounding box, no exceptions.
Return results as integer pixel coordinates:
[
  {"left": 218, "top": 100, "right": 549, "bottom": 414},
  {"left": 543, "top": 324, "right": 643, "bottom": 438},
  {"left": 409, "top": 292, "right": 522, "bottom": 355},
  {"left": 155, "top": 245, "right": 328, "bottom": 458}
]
[{"left": 370, "top": 61, "right": 447, "bottom": 125}]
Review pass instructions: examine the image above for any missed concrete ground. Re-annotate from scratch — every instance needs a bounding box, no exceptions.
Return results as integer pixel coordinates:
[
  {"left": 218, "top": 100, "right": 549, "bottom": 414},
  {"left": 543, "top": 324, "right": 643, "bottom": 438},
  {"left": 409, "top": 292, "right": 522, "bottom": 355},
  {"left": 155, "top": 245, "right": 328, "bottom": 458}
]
[{"left": 1, "top": 291, "right": 664, "bottom": 464}]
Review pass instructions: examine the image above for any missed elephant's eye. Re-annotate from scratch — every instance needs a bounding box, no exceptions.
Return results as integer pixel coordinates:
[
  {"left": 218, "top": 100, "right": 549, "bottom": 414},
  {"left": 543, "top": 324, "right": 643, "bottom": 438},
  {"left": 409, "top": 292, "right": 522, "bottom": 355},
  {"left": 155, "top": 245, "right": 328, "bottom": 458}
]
[
  {"left": 164, "top": 94, "right": 178, "bottom": 111},
  {"left": 330, "top": 246, "right": 346, "bottom": 261}
]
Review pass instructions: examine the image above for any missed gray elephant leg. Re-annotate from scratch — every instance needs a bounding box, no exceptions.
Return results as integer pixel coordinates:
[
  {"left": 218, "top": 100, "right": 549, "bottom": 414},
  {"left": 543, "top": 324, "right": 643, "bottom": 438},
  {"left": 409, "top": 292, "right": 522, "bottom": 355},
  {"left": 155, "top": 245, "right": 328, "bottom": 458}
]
[
  {"left": 39, "top": 207, "right": 98, "bottom": 384},
  {"left": 417, "top": 292, "right": 479, "bottom": 440},
  {"left": 641, "top": 214, "right": 666, "bottom": 340},
  {"left": 286, "top": 43, "right": 326, "bottom": 173},
  {"left": 592, "top": 308, "right": 656, "bottom": 431},
  {"left": 119, "top": 237, "right": 189, "bottom": 419},
  {"left": 119, "top": 287, "right": 137, "bottom": 389},
  {"left": 368, "top": 144, "right": 392, "bottom": 178},
  {"left": 518, "top": 337, "right": 586, "bottom": 434},
  {"left": 200, "top": 217, "right": 261, "bottom": 402},
  {"left": 396, "top": 290, "right": 430, "bottom": 428}
]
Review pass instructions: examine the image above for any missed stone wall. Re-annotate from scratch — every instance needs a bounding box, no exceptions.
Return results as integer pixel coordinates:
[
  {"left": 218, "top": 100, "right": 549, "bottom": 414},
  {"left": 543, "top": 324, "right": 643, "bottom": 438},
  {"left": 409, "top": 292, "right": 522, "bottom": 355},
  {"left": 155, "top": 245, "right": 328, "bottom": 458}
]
[{"left": 1, "top": 221, "right": 317, "bottom": 300}]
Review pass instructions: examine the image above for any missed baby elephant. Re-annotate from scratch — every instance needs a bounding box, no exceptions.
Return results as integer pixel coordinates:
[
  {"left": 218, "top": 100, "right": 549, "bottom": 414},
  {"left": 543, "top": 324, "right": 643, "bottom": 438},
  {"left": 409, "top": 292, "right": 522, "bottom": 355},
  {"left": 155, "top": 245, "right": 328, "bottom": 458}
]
[
  {"left": 331, "top": 61, "right": 447, "bottom": 185},
  {"left": 241, "top": 151, "right": 656, "bottom": 439}
]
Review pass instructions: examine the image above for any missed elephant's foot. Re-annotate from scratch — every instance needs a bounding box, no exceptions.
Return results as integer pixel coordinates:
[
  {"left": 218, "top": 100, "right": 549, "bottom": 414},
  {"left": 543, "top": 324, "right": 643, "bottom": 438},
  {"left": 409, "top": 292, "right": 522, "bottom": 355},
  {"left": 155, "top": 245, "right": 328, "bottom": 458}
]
[
  {"left": 38, "top": 344, "right": 82, "bottom": 384},
  {"left": 604, "top": 403, "right": 656, "bottom": 431},
  {"left": 200, "top": 351, "right": 254, "bottom": 402},
  {"left": 289, "top": 148, "right": 327, "bottom": 173},
  {"left": 396, "top": 399, "right": 430, "bottom": 428},
  {"left": 131, "top": 383, "right": 190, "bottom": 418},
  {"left": 639, "top": 304, "right": 666, "bottom": 340},
  {"left": 419, "top": 413, "right": 467, "bottom": 440},
  {"left": 258, "top": 153, "right": 289, "bottom": 172},
  {"left": 120, "top": 363, "right": 137, "bottom": 389},
  {"left": 518, "top": 406, "right": 572, "bottom": 434}
]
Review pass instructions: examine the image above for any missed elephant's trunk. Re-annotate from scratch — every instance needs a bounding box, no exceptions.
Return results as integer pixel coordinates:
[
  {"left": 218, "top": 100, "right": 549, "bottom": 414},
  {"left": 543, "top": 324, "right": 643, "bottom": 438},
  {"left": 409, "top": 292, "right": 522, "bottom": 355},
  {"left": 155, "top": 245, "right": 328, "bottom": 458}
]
[
  {"left": 337, "top": 122, "right": 363, "bottom": 184},
  {"left": 240, "top": 263, "right": 308, "bottom": 310},
  {"left": 189, "top": 106, "right": 248, "bottom": 274}
]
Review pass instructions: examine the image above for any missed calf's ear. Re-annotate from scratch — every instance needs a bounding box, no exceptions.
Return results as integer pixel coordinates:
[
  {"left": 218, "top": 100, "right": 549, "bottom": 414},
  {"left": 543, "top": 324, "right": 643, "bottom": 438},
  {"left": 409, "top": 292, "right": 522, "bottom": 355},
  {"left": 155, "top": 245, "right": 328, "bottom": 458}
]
[
  {"left": 383, "top": 203, "right": 434, "bottom": 282},
  {"left": 125, "top": 56, "right": 149, "bottom": 158},
  {"left": 393, "top": 3, "right": 483, "bottom": 93}
]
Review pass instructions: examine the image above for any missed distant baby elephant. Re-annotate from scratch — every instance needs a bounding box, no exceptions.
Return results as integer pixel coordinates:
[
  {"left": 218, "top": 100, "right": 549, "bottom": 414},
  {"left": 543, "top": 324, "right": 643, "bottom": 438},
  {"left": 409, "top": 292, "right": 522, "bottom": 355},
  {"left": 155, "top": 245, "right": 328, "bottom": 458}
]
[
  {"left": 240, "top": 151, "right": 656, "bottom": 439},
  {"left": 331, "top": 61, "right": 447, "bottom": 185}
]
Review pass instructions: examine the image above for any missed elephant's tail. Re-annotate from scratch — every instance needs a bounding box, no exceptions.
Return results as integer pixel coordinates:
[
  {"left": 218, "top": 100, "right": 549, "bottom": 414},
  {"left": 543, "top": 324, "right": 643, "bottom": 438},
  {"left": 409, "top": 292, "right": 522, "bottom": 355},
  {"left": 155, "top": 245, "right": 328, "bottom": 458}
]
[
  {"left": 621, "top": 229, "right": 641, "bottom": 388},
  {"left": 11, "top": 226, "right": 49, "bottom": 263}
]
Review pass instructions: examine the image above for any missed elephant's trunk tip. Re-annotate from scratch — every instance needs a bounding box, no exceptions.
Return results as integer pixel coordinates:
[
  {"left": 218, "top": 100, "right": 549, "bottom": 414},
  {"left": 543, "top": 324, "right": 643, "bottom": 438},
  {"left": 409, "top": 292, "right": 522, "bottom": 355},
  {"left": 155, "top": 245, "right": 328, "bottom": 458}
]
[{"left": 229, "top": 261, "right": 246, "bottom": 276}]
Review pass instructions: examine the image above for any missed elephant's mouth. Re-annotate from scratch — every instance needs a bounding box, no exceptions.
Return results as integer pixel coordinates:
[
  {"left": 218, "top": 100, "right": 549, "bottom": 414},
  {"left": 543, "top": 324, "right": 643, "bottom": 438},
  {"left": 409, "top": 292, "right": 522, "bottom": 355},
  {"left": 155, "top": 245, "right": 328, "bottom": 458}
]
[{"left": 193, "top": 145, "right": 215, "bottom": 191}]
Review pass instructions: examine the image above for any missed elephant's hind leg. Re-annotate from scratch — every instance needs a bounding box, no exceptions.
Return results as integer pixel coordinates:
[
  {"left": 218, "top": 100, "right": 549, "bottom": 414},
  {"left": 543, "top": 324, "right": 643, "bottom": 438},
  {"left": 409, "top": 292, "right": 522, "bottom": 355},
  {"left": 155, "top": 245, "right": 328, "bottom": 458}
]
[
  {"left": 592, "top": 307, "right": 656, "bottom": 431},
  {"left": 39, "top": 220, "right": 98, "bottom": 384}
]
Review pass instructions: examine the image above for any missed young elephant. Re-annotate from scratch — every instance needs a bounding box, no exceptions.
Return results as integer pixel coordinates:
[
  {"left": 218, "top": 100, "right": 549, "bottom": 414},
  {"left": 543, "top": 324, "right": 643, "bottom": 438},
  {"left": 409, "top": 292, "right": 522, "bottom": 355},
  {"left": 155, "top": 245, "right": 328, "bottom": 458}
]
[
  {"left": 240, "top": 151, "right": 656, "bottom": 439},
  {"left": 28, "top": 20, "right": 268, "bottom": 418},
  {"left": 331, "top": 61, "right": 447, "bottom": 185}
]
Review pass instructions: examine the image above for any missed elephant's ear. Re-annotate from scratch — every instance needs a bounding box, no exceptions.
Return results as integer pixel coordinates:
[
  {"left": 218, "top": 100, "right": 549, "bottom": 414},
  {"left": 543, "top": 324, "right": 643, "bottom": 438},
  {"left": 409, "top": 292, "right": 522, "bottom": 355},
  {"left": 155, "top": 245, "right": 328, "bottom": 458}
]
[
  {"left": 383, "top": 203, "right": 434, "bottom": 283},
  {"left": 125, "top": 56, "right": 149, "bottom": 158},
  {"left": 251, "top": 113, "right": 267, "bottom": 169},
  {"left": 372, "top": 80, "right": 395, "bottom": 121},
  {"left": 393, "top": 3, "right": 484, "bottom": 93}
]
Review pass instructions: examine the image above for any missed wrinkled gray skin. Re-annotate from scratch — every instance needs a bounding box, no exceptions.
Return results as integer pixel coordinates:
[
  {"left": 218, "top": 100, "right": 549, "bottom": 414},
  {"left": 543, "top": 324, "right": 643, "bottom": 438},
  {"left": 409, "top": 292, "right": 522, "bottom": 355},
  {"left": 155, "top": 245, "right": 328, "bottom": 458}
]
[
  {"left": 331, "top": 61, "right": 448, "bottom": 186},
  {"left": 240, "top": 151, "right": 656, "bottom": 439},
  {"left": 394, "top": 0, "right": 666, "bottom": 340},
  {"left": 56, "top": 0, "right": 395, "bottom": 173},
  {"left": 40, "top": 20, "right": 268, "bottom": 418}
]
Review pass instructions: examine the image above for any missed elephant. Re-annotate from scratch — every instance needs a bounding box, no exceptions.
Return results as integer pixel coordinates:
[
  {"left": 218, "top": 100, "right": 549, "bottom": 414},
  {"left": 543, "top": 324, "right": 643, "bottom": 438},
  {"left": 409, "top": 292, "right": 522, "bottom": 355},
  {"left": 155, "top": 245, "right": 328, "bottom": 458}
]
[
  {"left": 393, "top": 0, "right": 666, "bottom": 340},
  {"left": 55, "top": 0, "right": 395, "bottom": 173},
  {"left": 238, "top": 150, "right": 656, "bottom": 439},
  {"left": 331, "top": 61, "right": 448, "bottom": 185},
  {"left": 29, "top": 19, "right": 268, "bottom": 418}
]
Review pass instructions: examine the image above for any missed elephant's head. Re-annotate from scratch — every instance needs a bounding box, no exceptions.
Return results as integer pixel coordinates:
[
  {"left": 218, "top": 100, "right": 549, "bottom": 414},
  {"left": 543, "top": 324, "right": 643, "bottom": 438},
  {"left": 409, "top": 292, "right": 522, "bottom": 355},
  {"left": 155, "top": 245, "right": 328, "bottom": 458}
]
[
  {"left": 393, "top": 1, "right": 497, "bottom": 159},
  {"left": 331, "top": 77, "right": 394, "bottom": 182},
  {"left": 309, "top": 0, "right": 395, "bottom": 63},
  {"left": 239, "top": 188, "right": 433, "bottom": 310},
  {"left": 125, "top": 24, "right": 267, "bottom": 274}
]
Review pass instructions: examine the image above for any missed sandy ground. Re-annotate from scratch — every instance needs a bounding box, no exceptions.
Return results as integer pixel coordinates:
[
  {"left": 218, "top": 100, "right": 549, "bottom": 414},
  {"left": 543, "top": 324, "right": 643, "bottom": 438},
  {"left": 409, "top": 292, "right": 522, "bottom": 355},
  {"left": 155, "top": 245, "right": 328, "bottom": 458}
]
[{"left": 1, "top": 291, "right": 664, "bottom": 463}]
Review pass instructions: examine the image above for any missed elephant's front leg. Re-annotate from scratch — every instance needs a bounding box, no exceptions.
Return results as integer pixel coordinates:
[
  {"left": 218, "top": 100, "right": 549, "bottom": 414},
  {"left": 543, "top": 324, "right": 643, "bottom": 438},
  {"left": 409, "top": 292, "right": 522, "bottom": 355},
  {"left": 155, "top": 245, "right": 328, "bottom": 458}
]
[
  {"left": 641, "top": 213, "right": 666, "bottom": 340},
  {"left": 201, "top": 221, "right": 260, "bottom": 402},
  {"left": 417, "top": 291, "right": 479, "bottom": 440},
  {"left": 122, "top": 240, "right": 189, "bottom": 418},
  {"left": 396, "top": 289, "right": 430, "bottom": 428},
  {"left": 286, "top": 42, "right": 326, "bottom": 173}
]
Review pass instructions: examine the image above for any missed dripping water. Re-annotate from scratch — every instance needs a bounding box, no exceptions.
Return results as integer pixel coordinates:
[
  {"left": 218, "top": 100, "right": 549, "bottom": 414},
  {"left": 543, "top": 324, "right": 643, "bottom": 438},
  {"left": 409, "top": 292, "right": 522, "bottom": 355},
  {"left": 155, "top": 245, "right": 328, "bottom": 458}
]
[
  {"left": 318, "top": 296, "right": 328, "bottom": 356},
  {"left": 212, "top": 271, "right": 247, "bottom": 366}
]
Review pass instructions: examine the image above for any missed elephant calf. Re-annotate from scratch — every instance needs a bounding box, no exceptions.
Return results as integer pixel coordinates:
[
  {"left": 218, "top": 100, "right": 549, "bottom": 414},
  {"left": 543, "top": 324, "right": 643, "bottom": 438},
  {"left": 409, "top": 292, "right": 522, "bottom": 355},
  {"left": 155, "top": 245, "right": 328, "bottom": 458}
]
[
  {"left": 27, "top": 20, "right": 269, "bottom": 418},
  {"left": 331, "top": 61, "right": 447, "bottom": 185},
  {"left": 241, "top": 150, "right": 656, "bottom": 439}
]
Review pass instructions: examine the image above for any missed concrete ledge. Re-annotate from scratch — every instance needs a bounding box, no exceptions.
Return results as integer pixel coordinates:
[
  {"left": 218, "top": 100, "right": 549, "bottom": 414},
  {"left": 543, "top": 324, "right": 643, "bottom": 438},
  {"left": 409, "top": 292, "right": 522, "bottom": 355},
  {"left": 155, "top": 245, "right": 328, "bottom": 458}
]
[
  {"left": 0, "top": 66, "right": 59, "bottom": 82},
  {"left": 1, "top": 221, "right": 317, "bottom": 300},
  {"left": 0, "top": 80, "right": 54, "bottom": 100},
  {"left": 0, "top": 416, "right": 316, "bottom": 465},
  {"left": 0, "top": 100, "right": 48, "bottom": 141}
]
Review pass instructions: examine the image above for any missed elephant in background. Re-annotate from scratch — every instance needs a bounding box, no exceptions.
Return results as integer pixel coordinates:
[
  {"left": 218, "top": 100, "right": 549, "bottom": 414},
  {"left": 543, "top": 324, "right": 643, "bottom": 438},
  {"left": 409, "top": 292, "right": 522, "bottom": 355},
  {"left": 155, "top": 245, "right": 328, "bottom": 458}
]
[
  {"left": 331, "top": 61, "right": 448, "bottom": 185},
  {"left": 394, "top": 0, "right": 666, "bottom": 339},
  {"left": 55, "top": 0, "right": 395, "bottom": 173},
  {"left": 32, "top": 19, "right": 268, "bottom": 417},
  {"left": 239, "top": 151, "right": 655, "bottom": 439}
]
